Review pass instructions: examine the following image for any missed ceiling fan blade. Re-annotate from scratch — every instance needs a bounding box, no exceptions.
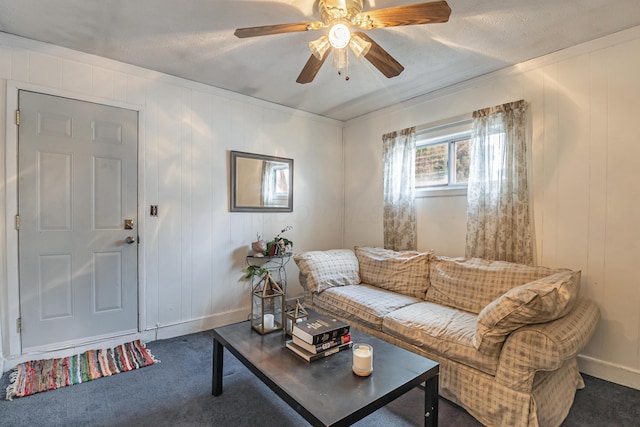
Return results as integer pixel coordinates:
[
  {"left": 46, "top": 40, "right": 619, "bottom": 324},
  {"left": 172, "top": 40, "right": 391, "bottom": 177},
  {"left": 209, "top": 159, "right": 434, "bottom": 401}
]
[
  {"left": 296, "top": 50, "right": 330, "bottom": 84},
  {"left": 234, "top": 22, "right": 322, "bottom": 38},
  {"left": 354, "top": 32, "right": 404, "bottom": 78},
  {"left": 355, "top": 1, "right": 451, "bottom": 29}
]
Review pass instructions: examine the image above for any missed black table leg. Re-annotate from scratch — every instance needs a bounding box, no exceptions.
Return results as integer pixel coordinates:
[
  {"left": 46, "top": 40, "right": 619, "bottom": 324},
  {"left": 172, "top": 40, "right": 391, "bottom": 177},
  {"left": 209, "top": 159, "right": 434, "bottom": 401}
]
[
  {"left": 212, "top": 337, "right": 224, "bottom": 396},
  {"left": 424, "top": 374, "right": 439, "bottom": 427}
]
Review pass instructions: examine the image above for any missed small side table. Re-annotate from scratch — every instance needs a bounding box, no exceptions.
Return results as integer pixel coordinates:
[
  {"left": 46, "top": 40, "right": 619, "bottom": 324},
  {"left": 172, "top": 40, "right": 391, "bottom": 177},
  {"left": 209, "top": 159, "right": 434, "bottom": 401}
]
[{"left": 246, "top": 254, "right": 291, "bottom": 294}]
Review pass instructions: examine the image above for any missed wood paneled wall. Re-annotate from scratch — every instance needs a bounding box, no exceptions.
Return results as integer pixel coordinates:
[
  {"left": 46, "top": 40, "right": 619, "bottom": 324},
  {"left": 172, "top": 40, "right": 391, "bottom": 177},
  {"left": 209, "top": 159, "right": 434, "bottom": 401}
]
[
  {"left": 343, "top": 27, "right": 640, "bottom": 389},
  {"left": 0, "top": 34, "right": 344, "bottom": 361}
]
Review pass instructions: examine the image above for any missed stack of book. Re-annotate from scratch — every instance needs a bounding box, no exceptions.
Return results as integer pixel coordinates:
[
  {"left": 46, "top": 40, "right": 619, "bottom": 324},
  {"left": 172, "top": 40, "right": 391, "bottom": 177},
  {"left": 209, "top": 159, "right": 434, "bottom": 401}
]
[{"left": 286, "top": 315, "right": 352, "bottom": 362}]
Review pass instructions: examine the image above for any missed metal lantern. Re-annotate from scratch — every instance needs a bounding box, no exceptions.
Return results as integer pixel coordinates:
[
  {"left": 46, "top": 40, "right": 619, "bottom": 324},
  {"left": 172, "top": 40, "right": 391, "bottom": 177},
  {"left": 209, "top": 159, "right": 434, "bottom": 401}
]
[
  {"left": 251, "top": 272, "right": 285, "bottom": 334},
  {"left": 285, "top": 299, "right": 309, "bottom": 336}
]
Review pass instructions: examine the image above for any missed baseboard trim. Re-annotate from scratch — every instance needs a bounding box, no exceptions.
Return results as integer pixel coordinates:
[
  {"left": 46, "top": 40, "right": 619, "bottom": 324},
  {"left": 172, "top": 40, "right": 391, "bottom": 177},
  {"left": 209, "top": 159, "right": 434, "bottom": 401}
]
[
  {"left": 149, "top": 308, "right": 249, "bottom": 341},
  {"left": 578, "top": 354, "right": 640, "bottom": 390},
  {"left": 1, "top": 308, "right": 249, "bottom": 373}
]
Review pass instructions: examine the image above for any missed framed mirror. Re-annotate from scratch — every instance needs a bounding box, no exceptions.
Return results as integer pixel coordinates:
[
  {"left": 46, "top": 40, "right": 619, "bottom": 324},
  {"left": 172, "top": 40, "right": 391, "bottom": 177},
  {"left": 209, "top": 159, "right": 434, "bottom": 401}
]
[{"left": 230, "top": 151, "right": 293, "bottom": 212}]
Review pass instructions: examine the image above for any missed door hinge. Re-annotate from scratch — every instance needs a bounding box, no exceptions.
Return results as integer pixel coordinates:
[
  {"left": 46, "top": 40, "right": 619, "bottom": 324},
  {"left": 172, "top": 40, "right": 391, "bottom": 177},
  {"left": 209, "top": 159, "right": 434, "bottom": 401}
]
[
  {"left": 15, "top": 109, "right": 20, "bottom": 126},
  {"left": 15, "top": 214, "right": 20, "bottom": 230},
  {"left": 16, "top": 318, "right": 22, "bottom": 333}
]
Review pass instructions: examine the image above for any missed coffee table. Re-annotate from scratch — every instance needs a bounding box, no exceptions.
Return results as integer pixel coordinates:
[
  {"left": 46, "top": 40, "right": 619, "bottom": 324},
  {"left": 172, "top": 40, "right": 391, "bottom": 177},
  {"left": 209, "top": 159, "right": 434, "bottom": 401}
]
[{"left": 212, "top": 320, "right": 439, "bottom": 427}]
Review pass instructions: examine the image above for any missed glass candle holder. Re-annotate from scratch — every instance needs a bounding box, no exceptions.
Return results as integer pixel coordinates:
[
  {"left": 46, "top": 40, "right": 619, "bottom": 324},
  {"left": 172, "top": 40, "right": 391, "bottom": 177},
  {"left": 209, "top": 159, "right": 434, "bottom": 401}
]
[{"left": 352, "top": 343, "right": 373, "bottom": 376}]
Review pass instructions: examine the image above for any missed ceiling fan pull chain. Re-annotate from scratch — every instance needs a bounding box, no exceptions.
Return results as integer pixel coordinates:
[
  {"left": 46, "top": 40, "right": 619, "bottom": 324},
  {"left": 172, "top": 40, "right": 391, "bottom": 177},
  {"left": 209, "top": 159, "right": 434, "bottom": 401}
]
[{"left": 345, "top": 50, "right": 350, "bottom": 81}]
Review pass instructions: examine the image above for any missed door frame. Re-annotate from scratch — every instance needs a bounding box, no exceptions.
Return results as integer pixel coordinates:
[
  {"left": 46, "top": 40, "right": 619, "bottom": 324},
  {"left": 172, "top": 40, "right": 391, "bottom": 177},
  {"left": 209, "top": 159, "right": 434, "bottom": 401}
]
[{"left": 4, "top": 80, "right": 147, "bottom": 357}]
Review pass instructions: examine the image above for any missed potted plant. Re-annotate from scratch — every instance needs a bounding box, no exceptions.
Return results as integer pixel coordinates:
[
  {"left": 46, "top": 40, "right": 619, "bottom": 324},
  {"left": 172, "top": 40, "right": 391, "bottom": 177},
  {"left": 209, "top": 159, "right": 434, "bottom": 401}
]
[
  {"left": 251, "top": 233, "right": 268, "bottom": 256},
  {"left": 266, "top": 226, "right": 293, "bottom": 256}
]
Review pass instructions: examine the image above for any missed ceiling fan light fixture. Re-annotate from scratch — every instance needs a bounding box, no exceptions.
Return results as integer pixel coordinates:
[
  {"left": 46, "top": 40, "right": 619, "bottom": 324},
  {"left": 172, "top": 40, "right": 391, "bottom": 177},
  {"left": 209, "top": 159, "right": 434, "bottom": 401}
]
[
  {"left": 349, "top": 34, "right": 371, "bottom": 58},
  {"left": 328, "top": 22, "right": 351, "bottom": 49},
  {"left": 236, "top": 0, "right": 452, "bottom": 84},
  {"left": 309, "top": 35, "right": 331, "bottom": 60},
  {"left": 332, "top": 46, "right": 349, "bottom": 71},
  {"left": 319, "top": 0, "right": 363, "bottom": 23}
]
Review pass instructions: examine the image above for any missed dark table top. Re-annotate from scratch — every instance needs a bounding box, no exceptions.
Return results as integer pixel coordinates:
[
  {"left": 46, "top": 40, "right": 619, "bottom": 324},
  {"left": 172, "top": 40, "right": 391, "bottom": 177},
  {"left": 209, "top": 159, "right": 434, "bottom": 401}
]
[{"left": 213, "top": 319, "right": 439, "bottom": 427}]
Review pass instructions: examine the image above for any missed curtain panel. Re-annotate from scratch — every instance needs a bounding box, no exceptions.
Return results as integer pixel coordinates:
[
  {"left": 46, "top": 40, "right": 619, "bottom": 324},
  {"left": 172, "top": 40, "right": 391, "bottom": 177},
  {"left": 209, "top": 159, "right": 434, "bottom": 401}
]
[
  {"left": 382, "top": 127, "right": 417, "bottom": 251},
  {"left": 465, "top": 100, "right": 534, "bottom": 265}
]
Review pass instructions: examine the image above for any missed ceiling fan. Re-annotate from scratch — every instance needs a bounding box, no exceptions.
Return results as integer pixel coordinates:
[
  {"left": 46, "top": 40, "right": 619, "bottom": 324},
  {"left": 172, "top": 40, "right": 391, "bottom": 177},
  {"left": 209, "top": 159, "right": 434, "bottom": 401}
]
[{"left": 234, "top": 0, "right": 451, "bottom": 83}]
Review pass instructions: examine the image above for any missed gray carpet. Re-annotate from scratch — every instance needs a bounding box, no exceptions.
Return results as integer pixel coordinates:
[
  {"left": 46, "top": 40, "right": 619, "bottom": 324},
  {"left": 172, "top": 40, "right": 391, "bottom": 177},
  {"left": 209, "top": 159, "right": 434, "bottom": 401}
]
[{"left": 1, "top": 330, "right": 638, "bottom": 426}]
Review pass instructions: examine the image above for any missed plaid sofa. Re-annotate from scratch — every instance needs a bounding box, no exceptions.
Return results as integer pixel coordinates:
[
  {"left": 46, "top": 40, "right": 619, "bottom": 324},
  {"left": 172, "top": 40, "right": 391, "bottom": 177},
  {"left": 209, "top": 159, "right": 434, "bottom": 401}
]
[{"left": 294, "top": 247, "right": 600, "bottom": 427}]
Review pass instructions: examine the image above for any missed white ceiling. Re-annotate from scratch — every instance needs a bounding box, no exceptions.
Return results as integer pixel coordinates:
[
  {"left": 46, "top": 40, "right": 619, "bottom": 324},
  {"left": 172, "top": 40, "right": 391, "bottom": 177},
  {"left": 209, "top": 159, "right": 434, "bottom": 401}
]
[{"left": 1, "top": 0, "right": 639, "bottom": 121}]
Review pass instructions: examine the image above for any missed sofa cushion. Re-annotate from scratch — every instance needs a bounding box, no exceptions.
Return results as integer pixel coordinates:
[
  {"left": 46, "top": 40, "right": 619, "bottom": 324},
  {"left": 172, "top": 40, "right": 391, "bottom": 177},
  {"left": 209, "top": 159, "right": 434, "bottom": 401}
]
[
  {"left": 426, "top": 256, "right": 564, "bottom": 314},
  {"left": 313, "top": 284, "right": 420, "bottom": 331},
  {"left": 294, "top": 249, "right": 360, "bottom": 293},
  {"left": 383, "top": 302, "right": 499, "bottom": 376},
  {"left": 354, "top": 246, "right": 431, "bottom": 299},
  {"left": 473, "top": 270, "right": 581, "bottom": 355}
]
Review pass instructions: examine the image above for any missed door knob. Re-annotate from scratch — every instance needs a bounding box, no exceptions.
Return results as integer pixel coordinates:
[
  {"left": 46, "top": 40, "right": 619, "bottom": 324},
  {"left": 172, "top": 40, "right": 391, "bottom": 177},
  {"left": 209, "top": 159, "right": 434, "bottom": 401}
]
[{"left": 125, "top": 236, "right": 136, "bottom": 244}]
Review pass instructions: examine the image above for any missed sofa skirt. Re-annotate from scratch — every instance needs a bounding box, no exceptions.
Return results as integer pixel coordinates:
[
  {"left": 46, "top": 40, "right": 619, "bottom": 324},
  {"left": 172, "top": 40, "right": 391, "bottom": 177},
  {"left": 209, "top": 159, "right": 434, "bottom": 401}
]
[{"left": 312, "top": 304, "right": 582, "bottom": 427}]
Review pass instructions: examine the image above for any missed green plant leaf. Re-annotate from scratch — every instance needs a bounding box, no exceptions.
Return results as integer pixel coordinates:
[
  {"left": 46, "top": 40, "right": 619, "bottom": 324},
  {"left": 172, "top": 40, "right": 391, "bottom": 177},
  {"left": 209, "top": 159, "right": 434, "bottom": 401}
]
[{"left": 245, "top": 265, "right": 269, "bottom": 279}]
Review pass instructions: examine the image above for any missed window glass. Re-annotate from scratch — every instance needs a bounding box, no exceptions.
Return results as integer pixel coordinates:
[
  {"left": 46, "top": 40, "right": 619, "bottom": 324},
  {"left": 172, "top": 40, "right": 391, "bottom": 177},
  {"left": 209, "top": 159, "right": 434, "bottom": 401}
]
[
  {"left": 416, "top": 142, "right": 448, "bottom": 187},
  {"left": 454, "top": 138, "right": 470, "bottom": 184},
  {"left": 415, "top": 133, "right": 471, "bottom": 188}
]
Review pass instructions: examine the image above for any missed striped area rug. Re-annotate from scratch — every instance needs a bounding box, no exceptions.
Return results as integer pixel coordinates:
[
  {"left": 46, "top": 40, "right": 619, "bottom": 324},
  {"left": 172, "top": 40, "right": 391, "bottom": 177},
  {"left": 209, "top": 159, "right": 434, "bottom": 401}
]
[{"left": 5, "top": 340, "right": 158, "bottom": 400}]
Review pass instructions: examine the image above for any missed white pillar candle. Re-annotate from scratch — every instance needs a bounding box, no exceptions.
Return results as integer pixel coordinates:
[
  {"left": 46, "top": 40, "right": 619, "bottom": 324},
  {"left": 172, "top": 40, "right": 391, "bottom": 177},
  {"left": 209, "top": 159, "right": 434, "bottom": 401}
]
[
  {"left": 352, "top": 343, "right": 373, "bottom": 376},
  {"left": 263, "top": 314, "right": 275, "bottom": 330},
  {"left": 286, "top": 316, "right": 305, "bottom": 333}
]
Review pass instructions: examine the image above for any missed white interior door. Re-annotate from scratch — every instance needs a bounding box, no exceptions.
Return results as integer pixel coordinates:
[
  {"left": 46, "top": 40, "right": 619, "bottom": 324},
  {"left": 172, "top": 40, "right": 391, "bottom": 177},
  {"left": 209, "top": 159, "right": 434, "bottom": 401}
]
[{"left": 18, "top": 90, "right": 139, "bottom": 351}]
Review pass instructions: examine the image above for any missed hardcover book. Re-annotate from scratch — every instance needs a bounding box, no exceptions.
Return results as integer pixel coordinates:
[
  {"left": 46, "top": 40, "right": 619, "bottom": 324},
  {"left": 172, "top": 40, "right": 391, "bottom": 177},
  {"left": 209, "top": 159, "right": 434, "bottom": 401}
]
[
  {"left": 291, "top": 333, "right": 351, "bottom": 354},
  {"left": 285, "top": 340, "right": 353, "bottom": 362},
  {"left": 292, "top": 316, "right": 350, "bottom": 345}
]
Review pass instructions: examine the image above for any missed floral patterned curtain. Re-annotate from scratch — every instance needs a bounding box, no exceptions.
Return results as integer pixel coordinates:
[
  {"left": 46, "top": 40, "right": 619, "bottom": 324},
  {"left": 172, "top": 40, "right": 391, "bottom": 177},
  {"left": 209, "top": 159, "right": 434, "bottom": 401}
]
[
  {"left": 382, "top": 127, "right": 416, "bottom": 251},
  {"left": 465, "top": 100, "right": 534, "bottom": 264}
]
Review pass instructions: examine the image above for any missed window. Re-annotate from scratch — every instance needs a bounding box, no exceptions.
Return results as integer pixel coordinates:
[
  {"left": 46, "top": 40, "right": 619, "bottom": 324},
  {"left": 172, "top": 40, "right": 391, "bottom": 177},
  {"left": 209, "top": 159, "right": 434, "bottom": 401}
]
[
  {"left": 272, "top": 165, "right": 290, "bottom": 198},
  {"left": 262, "top": 162, "right": 290, "bottom": 206},
  {"left": 415, "top": 119, "right": 472, "bottom": 196},
  {"left": 482, "top": 131, "right": 507, "bottom": 183}
]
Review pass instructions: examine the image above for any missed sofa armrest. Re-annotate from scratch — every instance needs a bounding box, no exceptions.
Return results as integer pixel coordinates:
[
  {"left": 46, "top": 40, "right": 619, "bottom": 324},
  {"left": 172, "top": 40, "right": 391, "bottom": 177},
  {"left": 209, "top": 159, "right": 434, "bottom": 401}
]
[{"left": 495, "top": 297, "right": 600, "bottom": 393}]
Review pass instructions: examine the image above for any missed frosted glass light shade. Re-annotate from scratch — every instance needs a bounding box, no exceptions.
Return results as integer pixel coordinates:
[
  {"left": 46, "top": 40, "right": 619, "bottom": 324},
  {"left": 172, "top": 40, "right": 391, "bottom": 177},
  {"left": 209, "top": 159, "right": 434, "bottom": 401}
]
[
  {"left": 349, "top": 34, "right": 371, "bottom": 57},
  {"left": 328, "top": 23, "right": 351, "bottom": 49},
  {"left": 309, "top": 35, "right": 331, "bottom": 60},
  {"left": 332, "top": 47, "right": 348, "bottom": 70}
]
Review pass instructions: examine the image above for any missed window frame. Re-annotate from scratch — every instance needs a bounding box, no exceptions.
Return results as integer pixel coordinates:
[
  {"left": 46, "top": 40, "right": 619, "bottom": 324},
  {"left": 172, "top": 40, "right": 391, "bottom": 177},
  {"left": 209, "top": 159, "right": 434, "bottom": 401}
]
[{"left": 415, "top": 118, "right": 472, "bottom": 198}]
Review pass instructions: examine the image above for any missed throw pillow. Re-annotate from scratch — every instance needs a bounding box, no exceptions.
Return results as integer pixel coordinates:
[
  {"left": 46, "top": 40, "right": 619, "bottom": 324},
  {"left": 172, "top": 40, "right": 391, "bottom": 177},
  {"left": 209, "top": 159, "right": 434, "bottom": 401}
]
[
  {"left": 473, "top": 270, "right": 581, "bottom": 355},
  {"left": 425, "top": 256, "right": 563, "bottom": 314},
  {"left": 354, "top": 246, "right": 432, "bottom": 299},
  {"left": 293, "top": 249, "right": 361, "bottom": 293}
]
